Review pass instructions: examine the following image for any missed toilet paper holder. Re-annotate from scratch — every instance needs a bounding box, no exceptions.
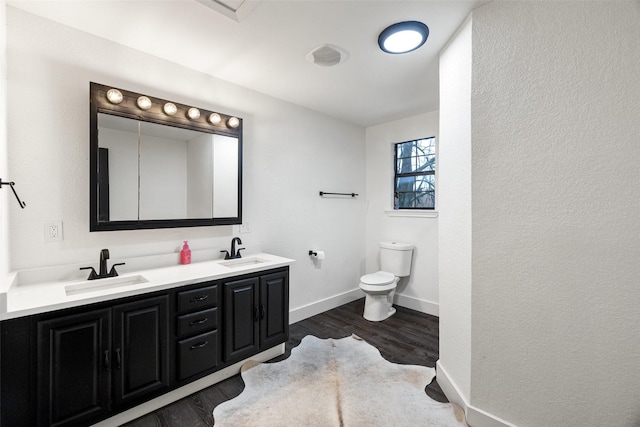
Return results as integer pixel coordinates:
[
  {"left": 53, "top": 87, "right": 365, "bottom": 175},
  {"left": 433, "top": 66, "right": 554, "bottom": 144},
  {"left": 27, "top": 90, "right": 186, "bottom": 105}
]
[{"left": 308, "top": 250, "right": 325, "bottom": 260}]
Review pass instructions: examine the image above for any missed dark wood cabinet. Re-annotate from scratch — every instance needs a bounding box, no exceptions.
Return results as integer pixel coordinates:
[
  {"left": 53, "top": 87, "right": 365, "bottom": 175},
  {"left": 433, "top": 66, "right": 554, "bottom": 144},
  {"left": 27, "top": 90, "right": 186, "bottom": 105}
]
[
  {"left": 36, "top": 308, "right": 112, "bottom": 427},
  {"left": 175, "top": 283, "right": 220, "bottom": 382},
  {"left": 259, "top": 271, "right": 289, "bottom": 349},
  {"left": 35, "top": 295, "right": 169, "bottom": 427},
  {"left": 223, "top": 269, "right": 288, "bottom": 363},
  {"left": 112, "top": 296, "right": 170, "bottom": 407},
  {"left": 1, "top": 266, "right": 289, "bottom": 427},
  {"left": 223, "top": 276, "right": 260, "bottom": 362}
]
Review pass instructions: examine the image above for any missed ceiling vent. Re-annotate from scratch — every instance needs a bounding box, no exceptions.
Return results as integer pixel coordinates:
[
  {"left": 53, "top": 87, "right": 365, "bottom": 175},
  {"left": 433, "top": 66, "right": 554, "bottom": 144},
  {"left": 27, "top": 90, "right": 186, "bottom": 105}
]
[
  {"left": 196, "top": 0, "right": 261, "bottom": 22},
  {"left": 305, "top": 44, "right": 349, "bottom": 67}
]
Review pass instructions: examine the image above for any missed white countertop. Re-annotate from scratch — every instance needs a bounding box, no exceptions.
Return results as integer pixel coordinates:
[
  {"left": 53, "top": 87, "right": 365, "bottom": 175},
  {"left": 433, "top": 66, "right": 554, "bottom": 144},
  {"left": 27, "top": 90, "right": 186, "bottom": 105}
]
[{"left": 1, "top": 253, "right": 294, "bottom": 320}]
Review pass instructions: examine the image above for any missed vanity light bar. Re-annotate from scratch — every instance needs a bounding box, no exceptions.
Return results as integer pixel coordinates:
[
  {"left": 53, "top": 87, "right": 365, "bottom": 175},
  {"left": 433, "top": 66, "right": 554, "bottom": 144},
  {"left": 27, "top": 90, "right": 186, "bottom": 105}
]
[{"left": 98, "top": 84, "right": 242, "bottom": 131}]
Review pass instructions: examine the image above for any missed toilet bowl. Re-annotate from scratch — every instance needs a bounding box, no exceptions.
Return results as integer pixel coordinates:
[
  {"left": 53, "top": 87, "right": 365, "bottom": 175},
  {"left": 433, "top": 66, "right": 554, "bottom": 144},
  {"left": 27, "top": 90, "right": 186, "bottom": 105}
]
[
  {"left": 360, "top": 271, "right": 398, "bottom": 321},
  {"left": 359, "top": 242, "right": 413, "bottom": 321}
]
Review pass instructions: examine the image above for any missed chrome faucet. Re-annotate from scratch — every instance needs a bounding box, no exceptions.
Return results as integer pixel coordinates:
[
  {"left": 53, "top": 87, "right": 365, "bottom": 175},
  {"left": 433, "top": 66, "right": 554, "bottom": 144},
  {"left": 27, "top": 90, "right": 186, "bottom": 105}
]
[
  {"left": 220, "top": 237, "right": 244, "bottom": 260},
  {"left": 80, "top": 248, "right": 125, "bottom": 280}
]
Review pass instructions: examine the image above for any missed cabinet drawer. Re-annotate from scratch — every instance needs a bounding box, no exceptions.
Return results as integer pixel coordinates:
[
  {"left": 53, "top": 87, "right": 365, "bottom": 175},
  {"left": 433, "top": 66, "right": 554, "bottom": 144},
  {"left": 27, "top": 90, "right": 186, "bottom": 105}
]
[
  {"left": 176, "top": 308, "right": 218, "bottom": 338},
  {"left": 177, "top": 285, "right": 218, "bottom": 313},
  {"left": 177, "top": 331, "right": 219, "bottom": 381}
]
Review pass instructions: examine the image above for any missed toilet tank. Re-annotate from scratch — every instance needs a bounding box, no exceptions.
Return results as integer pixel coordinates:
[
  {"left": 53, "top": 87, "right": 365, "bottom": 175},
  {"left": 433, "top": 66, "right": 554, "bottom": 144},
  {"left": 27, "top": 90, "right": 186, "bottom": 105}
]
[{"left": 379, "top": 241, "right": 414, "bottom": 277}]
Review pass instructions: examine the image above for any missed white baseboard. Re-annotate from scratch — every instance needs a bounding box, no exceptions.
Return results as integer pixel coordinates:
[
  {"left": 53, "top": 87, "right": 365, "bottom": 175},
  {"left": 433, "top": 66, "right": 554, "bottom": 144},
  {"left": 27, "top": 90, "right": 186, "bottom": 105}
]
[
  {"left": 394, "top": 293, "right": 439, "bottom": 317},
  {"left": 289, "top": 288, "right": 363, "bottom": 324},
  {"left": 290, "top": 289, "right": 440, "bottom": 324},
  {"left": 436, "top": 360, "right": 516, "bottom": 427}
]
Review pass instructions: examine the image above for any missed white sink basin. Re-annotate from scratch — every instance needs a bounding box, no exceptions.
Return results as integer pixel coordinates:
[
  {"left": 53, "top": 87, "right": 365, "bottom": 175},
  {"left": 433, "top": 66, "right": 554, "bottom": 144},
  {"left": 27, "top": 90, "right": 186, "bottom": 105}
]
[
  {"left": 65, "top": 275, "right": 149, "bottom": 296},
  {"left": 219, "top": 257, "right": 269, "bottom": 268}
]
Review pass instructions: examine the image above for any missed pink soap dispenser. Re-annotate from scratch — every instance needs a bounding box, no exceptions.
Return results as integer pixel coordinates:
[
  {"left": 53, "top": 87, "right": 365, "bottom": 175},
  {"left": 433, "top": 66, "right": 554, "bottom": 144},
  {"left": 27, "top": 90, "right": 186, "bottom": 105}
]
[{"left": 180, "top": 241, "right": 191, "bottom": 265}]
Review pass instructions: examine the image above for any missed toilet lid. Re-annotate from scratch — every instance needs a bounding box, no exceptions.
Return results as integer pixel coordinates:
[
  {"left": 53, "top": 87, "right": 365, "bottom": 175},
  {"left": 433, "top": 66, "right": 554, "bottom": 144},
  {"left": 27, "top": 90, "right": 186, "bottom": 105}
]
[{"left": 361, "top": 271, "right": 395, "bottom": 285}]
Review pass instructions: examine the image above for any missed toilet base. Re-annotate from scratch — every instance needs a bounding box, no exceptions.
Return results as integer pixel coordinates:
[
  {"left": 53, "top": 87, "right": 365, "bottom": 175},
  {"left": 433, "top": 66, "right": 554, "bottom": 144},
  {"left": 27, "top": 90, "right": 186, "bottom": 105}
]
[{"left": 363, "top": 294, "right": 396, "bottom": 322}]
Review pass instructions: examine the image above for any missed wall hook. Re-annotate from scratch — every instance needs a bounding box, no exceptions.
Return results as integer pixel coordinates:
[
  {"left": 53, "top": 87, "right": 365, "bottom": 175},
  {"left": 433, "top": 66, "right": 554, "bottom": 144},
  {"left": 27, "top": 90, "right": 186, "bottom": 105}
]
[{"left": 0, "top": 179, "right": 26, "bottom": 209}]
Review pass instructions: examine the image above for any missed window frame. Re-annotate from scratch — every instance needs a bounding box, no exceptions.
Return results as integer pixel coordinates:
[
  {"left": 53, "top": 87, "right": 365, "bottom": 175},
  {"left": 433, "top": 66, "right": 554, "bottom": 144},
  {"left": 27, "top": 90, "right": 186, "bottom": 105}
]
[{"left": 393, "top": 137, "right": 436, "bottom": 211}]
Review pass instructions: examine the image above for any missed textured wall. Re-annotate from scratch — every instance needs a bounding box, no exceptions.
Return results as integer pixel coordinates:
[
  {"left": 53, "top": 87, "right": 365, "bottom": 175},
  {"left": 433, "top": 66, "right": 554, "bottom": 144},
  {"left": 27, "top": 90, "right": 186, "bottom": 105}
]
[
  {"left": 0, "top": 1, "right": 7, "bottom": 282},
  {"left": 437, "top": 15, "right": 473, "bottom": 402},
  {"left": 470, "top": 2, "right": 640, "bottom": 425},
  {"left": 5, "top": 7, "right": 366, "bottom": 317},
  {"left": 365, "top": 111, "right": 439, "bottom": 315}
]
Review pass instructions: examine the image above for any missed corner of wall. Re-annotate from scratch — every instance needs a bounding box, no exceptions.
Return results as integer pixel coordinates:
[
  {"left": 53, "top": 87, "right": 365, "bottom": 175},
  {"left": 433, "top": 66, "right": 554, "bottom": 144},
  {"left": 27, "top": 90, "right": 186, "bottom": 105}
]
[
  {"left": 1, "top": 0, "right": 9, "bottom": 281},
  {"left": 437, "top": 361, "right": 515, "bottom": 427}
]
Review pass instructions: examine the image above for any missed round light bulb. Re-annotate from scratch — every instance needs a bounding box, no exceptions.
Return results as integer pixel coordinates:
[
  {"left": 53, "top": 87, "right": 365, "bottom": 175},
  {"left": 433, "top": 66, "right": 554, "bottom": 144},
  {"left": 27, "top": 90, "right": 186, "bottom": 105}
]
[
  {"left": 227, "top": 117, "right": 240, "bottom": 128},
  {"left": 383, "top": 30, "right": 424, "bottom": 53},
  {"left": 378, "top": 21, "right": 429, "bottom": 54},
  {"left": 106, "top": 89, "right": 123, "bottom": 104},
  {"left": 187, "top": 108, "right": 201, "bottom": 120},
  {"left": 209, "top": 113, "right": 222, "bottom": 125},
  {"left": 137, "top": 96, "right": 152, "bottom": 110},
  {"left": 163, "top": 102, "right": 177, "bottom": 116}
]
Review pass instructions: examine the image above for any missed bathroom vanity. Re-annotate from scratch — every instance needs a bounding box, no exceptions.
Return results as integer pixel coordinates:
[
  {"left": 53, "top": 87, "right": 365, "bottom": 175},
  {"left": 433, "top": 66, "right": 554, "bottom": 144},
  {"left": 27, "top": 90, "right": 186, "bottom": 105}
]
[{"left": 0, "top": 253, "right": 293, "bottom": 426}]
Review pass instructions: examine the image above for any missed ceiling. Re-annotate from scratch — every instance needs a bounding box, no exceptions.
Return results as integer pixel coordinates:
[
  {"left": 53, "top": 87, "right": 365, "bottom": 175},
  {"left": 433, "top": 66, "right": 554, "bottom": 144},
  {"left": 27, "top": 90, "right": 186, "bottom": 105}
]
[{"left": 8, "top": 0, "right": 484, "bottom": 127}]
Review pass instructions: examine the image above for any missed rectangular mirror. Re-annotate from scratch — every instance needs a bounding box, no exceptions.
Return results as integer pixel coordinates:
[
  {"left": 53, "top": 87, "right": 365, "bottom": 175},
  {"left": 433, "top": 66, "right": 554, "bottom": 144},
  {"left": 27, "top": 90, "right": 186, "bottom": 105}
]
[{"left": 90, "top": 83, "right": 242, "bottom": 231}]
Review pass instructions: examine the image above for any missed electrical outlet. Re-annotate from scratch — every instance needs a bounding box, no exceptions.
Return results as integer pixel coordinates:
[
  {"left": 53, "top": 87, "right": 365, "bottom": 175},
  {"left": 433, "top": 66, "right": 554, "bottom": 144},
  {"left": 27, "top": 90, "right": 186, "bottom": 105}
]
[{"left": 45, "top": 221, "right": 63, "bottom": 242}]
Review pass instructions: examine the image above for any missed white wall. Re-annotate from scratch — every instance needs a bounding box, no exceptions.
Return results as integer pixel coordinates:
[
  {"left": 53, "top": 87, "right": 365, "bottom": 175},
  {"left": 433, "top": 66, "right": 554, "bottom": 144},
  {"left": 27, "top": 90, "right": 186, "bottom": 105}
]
[
  {"left": 0, "top": 1, "right": 8, "bottom": 289},
  {"left": 365, "top": 111, "right": 439, "bottom": 315},
  {"left": 437, "top": 14, "right": 472, "bottom": 406},
  {"left": 439, "top": 2, "right": 640, "bottom": 426},
  {"left": 5, "top": 7, "right": 365, "bottom": 319}
]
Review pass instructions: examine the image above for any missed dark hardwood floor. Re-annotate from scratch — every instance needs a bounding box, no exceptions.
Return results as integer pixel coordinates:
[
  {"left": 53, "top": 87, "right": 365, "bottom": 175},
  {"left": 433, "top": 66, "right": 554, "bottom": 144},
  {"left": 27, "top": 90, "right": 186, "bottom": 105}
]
[{"left": 124, "top": 298, "right": 446, "bottom": 427}]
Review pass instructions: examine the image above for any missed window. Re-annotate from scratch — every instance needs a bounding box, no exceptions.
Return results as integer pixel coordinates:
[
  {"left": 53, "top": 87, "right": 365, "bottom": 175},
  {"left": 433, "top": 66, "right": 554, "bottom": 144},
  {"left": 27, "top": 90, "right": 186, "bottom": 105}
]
[{"left": 394, "top": 137, "right": 435, "bottom": 209}]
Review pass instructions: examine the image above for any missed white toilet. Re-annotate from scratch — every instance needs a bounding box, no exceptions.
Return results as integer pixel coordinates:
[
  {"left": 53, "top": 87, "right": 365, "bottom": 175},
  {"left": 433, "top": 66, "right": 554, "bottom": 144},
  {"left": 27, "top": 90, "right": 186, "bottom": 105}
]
[{"left": 359, "top": 241, "right": 414, "bottom": 321}]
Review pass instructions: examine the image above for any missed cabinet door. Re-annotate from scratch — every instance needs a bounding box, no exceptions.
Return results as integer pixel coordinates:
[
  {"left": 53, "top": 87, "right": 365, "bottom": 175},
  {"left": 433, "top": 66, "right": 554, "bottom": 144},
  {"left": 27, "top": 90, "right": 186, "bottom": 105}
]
[
  {"left": 36, "top": 308, "right": 111, "bottom": 427},
  {"left": 260, "top": 270, "right": 289, "bottom": 349},
  {"left": 112, "top": 295, "right": 170, "bottom": 407},
  {"left": 223, "top": 277, "right": 260, "bottom": 362}
]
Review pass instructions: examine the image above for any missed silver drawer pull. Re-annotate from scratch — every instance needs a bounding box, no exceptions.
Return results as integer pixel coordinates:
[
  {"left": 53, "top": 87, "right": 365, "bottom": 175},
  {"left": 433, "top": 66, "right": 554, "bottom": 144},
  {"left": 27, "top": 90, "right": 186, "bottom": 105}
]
[
  {"left": 192, "top": 294, "right": 208, "bottom": 302},
  {"left": 190, "top": 341, "right": 208, "bottom": 350},
  {"left": 190, "top": 317, "right": 208, "bottom": 326}
]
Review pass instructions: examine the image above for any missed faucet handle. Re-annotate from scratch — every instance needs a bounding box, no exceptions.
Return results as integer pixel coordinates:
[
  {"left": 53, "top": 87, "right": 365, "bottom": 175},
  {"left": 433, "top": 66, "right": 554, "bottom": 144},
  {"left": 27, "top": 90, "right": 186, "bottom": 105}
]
[
  {"left": 236, "top": 248, "right": 245, "bottom": 258},
  {"left": 220, "top": 250, "right": 230, "bottom": 260},
  {"left": 109, "top": 263, "right": 125, "bottom": 277},
  {"left": 80, "top": 266, "right": 98, "bottom": 280}
]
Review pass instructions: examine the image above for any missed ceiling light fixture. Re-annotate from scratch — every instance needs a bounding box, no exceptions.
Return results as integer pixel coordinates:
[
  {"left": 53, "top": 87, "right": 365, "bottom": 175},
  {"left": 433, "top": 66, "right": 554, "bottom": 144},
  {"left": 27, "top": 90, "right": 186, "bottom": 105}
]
[{"left": 378, "top": 21, "right": 429, "bottom": 54}]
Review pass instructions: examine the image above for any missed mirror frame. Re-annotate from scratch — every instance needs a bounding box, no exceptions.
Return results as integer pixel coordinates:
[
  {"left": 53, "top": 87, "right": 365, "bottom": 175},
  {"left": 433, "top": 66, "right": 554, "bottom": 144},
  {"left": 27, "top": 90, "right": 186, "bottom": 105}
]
[{"left": 89, "top": 82, "right": 242, "bottom": 231}]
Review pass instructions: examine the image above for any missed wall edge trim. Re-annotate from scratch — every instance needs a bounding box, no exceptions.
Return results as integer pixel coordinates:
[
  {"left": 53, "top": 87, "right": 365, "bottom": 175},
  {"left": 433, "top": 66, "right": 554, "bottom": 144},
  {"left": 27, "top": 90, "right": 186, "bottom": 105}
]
[
  {"left": 436, "top": 360, "right": 516, "bottom": 427},
  {"left": 395, "top": 293, "right": 439, "bottom": 316},
  {"left": 289, "top": 288, "right": 363, "bottom": 324}
]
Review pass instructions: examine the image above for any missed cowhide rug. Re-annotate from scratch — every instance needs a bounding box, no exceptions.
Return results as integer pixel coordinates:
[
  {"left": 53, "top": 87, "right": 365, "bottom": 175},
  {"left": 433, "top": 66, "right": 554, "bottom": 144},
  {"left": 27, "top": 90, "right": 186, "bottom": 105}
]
[{"left": 213, "top": 335, "right": 467, "bottom": 426}]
